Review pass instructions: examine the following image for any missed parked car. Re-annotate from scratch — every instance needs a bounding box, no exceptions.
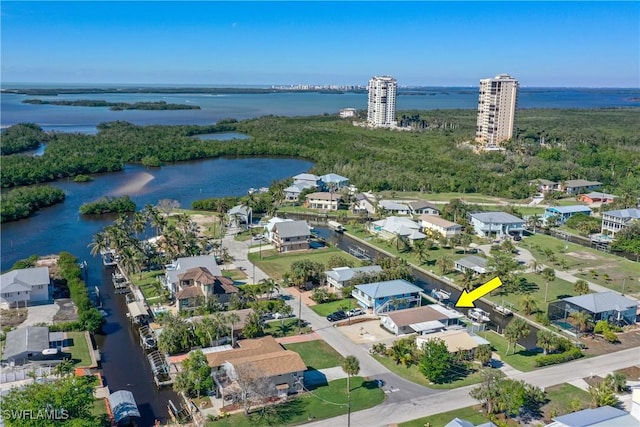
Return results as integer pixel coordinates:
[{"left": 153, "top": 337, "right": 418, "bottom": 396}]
[
  {"left": 326, "top": 310, "right": 347, "bottom": 322},
  {"left": 347, "top": 308, "right": 365, "bottom": 317},
  {"left": 274, "top": 312, "right": 294, "bottom": 320}
]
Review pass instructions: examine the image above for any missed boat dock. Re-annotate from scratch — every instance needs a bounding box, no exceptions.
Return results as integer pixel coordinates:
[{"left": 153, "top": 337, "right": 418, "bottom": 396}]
[{"left": 112, "top": 271, "right": 130, "bottom": 294}]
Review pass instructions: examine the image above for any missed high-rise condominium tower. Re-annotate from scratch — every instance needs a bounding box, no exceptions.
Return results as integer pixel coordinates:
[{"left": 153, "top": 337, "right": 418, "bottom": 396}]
[
  {"left": 367, "top": 76, "right": 397, "bottom": 128},
  {"left": 475, "top": 74, "right": 518, "bottom": 147}
]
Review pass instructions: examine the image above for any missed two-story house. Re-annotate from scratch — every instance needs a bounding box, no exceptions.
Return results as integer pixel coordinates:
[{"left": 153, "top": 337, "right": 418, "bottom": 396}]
[
  {"left": 407, "top": 201, "right": 441, "bottom": 216},
  {"left": 0, "top": 266, "right": 51, "bottom": 309},
  {"left": 543, "top": 205, "right": 592, "bottom": 225},
  {"left": 292, "top": 173, "right": 320, "bottom": 189},
  {"left": 271, "top": 220, "right": 310, "bottom": 252},
  {"left": 468, "top": 212, "right": 525, "bottom": 238},
  {"left": 304, "top": 192, "right": 342, "bottom": 211},
  {"left": 601, "top": 208, "right": 640, "bottom": 237},
  {"left": 378, "top": 200, "right": 411, "bottom": 215},
  {"left": 352, "top": 279, "right": 422, "bottom": 314},
  {"left": 419, "top": 215, "right": 462, "bottom": 238},
  {"left": 318, "top": 173, "right": 350, "bottom": 191},
  {"left": 561, "top": 179, "right": 602, "bottom": 195},
  {"left": 164, "top": 255, "right": 223, "bottom": 296},
  {"left": 175, "top": 266, "right": 239, "bottom": 312}
]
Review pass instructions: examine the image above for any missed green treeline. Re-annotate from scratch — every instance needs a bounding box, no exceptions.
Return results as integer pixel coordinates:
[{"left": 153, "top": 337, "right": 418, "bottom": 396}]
[
  {"left": 0, "top": 123, "right": 49, "bottom": 154},
  {"left": 1, "top": 185, "right": 66, "bottom": 223},
  {"left": 23, "top": 99, "right": 200, "bottom": 110},
  {"left": 79, "top": 195, "right": 136, "bottom": 215},
  {"left": 1, "top": 109, "right": 639, "bottom": 199}
]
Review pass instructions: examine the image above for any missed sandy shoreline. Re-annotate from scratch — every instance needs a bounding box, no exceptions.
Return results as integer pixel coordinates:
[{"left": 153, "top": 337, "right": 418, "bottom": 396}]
[{"left": 110, "top": 172, "right": 155, "bottom": 196}]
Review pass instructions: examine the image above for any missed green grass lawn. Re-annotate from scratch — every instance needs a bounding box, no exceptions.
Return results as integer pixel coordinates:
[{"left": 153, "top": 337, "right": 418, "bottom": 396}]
[
  {"left": 477, "top": 330, "right": 539, "bottom": 372},
  {"left": 263, "top": 318, "right": 312, "bottom": 337},
  {"left": 91, "top": 399, "right": 111, "bottom": 426},
  {"left": 378, "top": 191, "right": 519, "bottom": 205},
  {"left": 207, "top": 376, "right": 384, "bottom": 427},
  {"left": 132, "top": 270, "right": 168, "bottom": 303},
  {"left": 283, "top": 340, "right": 344, "bottom": 370},
  {"left": 66, "top": 331, "right": 93, "bottom": 367},
  {"left": 541, "top": 383, "right": 591, "bottom": 421},
  {"left": 310, "top": 298, "right": 357, "bottom": 317},
  {"left": 223, "top": 268, "right": 248, "bottom": 281},
  {"left": 400, "top": 405, "right": 491, "bottom": 427},
  {"left": 249, "top": 247, "right": 359, "bottom": 280}
]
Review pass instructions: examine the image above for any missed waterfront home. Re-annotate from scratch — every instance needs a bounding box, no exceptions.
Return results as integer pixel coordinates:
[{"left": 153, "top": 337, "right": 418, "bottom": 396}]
[
  {"left": 319, "top": 173, "right": 350, "bottom": 191},
  {"left": 292, "top": 173, "right": 320, "bottom": 189},
  {"left": 368, "top": 216, "right": 426, "bottom": 244},
  {"left": 543, "top": 205, "right": 592, "bottom": 225},
  {"left": 209, "top": 336, "right": 306, "bottom": 401},
  {"left": 1, "top": 326, "right": 64, "bottom": 365},
  {"left": 454, "top": 255, "right": 489, "bottom": 275},
  {"left": 545, "top": 405, "right": 640, "bottom": 427},
  {"left": 0, "top": 266, "right": 51, "bottom": 309},
  {"left": 352, "top": 279, "right": 422, "bottom": 314},
  {"left": 379, "top": 305, "right": 463, "bottom": 335},
  {"left": 227, "top": 205, "right": 252, "bottom": 228},
  {"left": 446, "top": 417, "right": 496, "bottom": 427},
  {"left": 378, "top": 200, "right": 411, "bottom": 215},
  {"left": 416, "top": 329, "right": 490, "bottom": 356},
  {"left": 468, "top": 212, "right": 525, "bottom": 238},
  {"left": 304, "top": 192, "right": 343, "bottom": 211},
  {"left": 271, "top": 220, "right": 311, "bottom": 252},
  {"left": 163, "top": 255, "right": 222, "bottom": 294},
  {"left": 407, "top": 200, "right": 440, "bottom": 216},
  {"left": 547, "top": 291, "right": 638, "bottom": 327},
  {"left": 351, "top": 192, "right": 377, "bottom": 215},
  {"left": 324, "top": 265, "right": 383, "bottom": 290},
  {"left": 419, "top": 214, "right": 462, "bottom": 238},
  {"left": 263, "top": 217, "right": 293, "bottom": 241},
  {"left": 175, "top": 267, "right": 239, "bottom": 312},
  {"left": 283, "top": 182, "right": 316, "bottom": 201},
  {"left": 578, "top": 191, "right": 617, "bottom": 205},
  {"left": 600, "top": 208, "right": 640, "bottom": 237}
]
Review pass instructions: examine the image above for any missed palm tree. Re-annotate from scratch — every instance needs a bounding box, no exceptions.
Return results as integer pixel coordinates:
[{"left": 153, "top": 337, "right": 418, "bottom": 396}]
[
  {"left": 569, "top": 311, "right": 592, "bottom": 336},
  {"left": 528, "top": 259, "right": 542, "bottom": 274},
  {"left": 459, "top": 233, "right": 472, "bottom": 254},
  {"left": 436, "top": 255, "right": 454, "bottom": 276},
  {"left": 412, "top": 240, "right": 428, "bottom": 265},
  {"left": 574, "top": 279, "right": 590, "bottom": 295},
  {"left": 520, "top": 295, "right": 538, "bottom": 315},
  {"left": 460, "top": 270, "right": 475, "bottom": 292},
  {"left": 542, "top": 267, "right": 556, "bottom": 302},
  {"left": 536, "top": 329, "right": 557, "bottom": 355},
  {"left": 259, "top": 278, "right": 280, "bottom": 299},
  {"left": 528, "top": 214, "right": 542, "bottom": 233},
  {"left": 227, "top": 312, "right": 241, "bottom": 347},
  {"left": 342, "top": 355, "right": 360, "bottom": 427},
  {"left": 88, "top": 231, "right": 109, "bottom": 256},
  {"left": 504, "top": 318, "right": 529, "bottom": 355}
]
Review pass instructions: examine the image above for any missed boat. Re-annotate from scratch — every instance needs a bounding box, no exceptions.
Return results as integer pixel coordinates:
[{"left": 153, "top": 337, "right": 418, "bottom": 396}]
[
  {"left": 494, "top": 304, "right": 513, "bottom": 316},
  {"left": 468, "top": 307, "right": 491, "bottom": 322},
  {"left": 431, "top": 288, "right": 451, "bottom": 301},
  {"left": 327, "top": 220, "right": 344, "bottom": 233},
  {"left": 100, "top": 249, "right": 118, "bottom": 266}
]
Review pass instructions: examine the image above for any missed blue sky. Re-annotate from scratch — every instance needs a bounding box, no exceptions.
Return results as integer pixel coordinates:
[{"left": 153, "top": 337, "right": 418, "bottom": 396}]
[{"left": 1, "top": 1, "right": 638, "bottom": 87}]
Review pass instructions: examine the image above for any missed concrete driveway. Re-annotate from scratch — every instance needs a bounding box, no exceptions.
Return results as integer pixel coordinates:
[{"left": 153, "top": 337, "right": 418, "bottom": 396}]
[
  {"left": 21, "top": 303, "right": 59, "bottom": 327},
  {"left": 338, "top": 318, "right": 398, "bottom": 347}
]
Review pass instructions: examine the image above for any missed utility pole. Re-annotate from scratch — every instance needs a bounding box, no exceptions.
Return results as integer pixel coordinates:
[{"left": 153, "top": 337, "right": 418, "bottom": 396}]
[
  {"left": 347, "top": 391, "right": 351, "bottom": 427},
  {"left": 298, "top": 293, "right": 302, "bottom": 335}
]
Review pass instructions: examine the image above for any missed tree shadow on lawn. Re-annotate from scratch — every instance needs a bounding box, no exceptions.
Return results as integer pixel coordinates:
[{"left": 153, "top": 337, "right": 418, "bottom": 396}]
[{"left": 350, "top": 379, "right": 381, "bottom": 392}]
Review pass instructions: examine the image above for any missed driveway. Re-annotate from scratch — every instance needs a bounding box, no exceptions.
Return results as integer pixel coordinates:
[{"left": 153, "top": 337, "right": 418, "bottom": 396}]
[{"left": 21, "top": 303, "right": 59, "bottom": 327}]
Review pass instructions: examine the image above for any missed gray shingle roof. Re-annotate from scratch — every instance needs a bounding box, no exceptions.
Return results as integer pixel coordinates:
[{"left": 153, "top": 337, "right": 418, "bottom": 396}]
[
  {"left": 603, "top": 208, "right": 640, "bottom": 219},
  {"left": 167, "top": 255, "right": 222, "bottom": 286},
  {"left": 407, "top": 200, "right": 440, "bottom": 212},
  {"left": 355, "top": 279, "right": 422, "bottom": 299},
  {"left": 469, "top": 212, "right": 524, "bottom": 224},
  {"left": 455, "top": 255, "right": 488, "bottom": 270},
  {"left": 563, "top": 292, "right": 638, "bottom": 314},
  {"left": 564, "top": 179, "right": 602, "bottom": 188},
  {"left": 0, "top": 267, "right": 50, "bottom": 293},
  {"left": 325, "top": 266, "right": 383, "bottom": 282},
  {"left": 274, "top": 220, "right": 310, "bottom": 239},
  {"left": 2, "top": 326, "right": 50, "bottom": 360}
]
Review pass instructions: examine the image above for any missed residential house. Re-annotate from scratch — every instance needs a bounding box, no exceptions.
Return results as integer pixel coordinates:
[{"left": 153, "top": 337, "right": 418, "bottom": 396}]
[
  {"left": 547, "top": 291, "right": 638, "bottom": 326},
  {"left": 416, "top": 329, "right": 490, "bottom": 355},
  {"left": 163, "top": 255, "right": 223, "bottom": 297},
  {"left": 601, "top": 208, "right": 640, "bottom": 237},
  {"left": 446, "top": 418, "right": 496, "bottom": 427},
  {"left": 419, "top": 215, "right": 462, "bottom": 239},
  {"left": 304, "top": 192, "right": 342, "bottom": 211},
  {"left": 468, "top": 212, "right": 525, "bottom": 238},
  {"left": 271, "top": 220, "right": 310, "bottom": 252},
  {"left": 545, "top": 405, "right": 640, "bottom": 427},
  {"left": 578, "top": 192, "right": 617, "bottom": 205},
  {"left": 263, "top": 217, "right": 293, "bottom": 242},
  {"left": 529, "top": 179, "right": 560, "bottom": 193},
  {"left": 1, "top": 326, "right": 64, "bottom": 365},
  {"left": 351, "top": 192, "right": 377, "bottom": 216},
  {"left": 352, "top": 279, "right": 422, "bottom": 314},
  {"left": 227, "top": 205, "right": 252, "bottom": 228},
  {"left": 319, "top": 173, "right": 350, "bottom": 191},
  {"left": 369, "top": 216, "right": 427, "bottom": 244},
  {"left": 175, "top": 267, "right": 239, "bottom": 312},
  {"left": 379, "top": 305, "right": 463, "bottom": 335},
  {"left": 0, "top": 266, "right": 51, "bottom": 309},
  {"left": 324, "top": 265, "right": 383, "bottom": 290},
  {"left": 378, "top": 200, "right": 411, "bottom": 215},
  {"left": 209, "top": 336, "right": 306, "bottom": 401},
  {"left": 543, "top": 205, "right": 592, "bottom": 225},
  {"left": 292, "top": 173, "right": 320, "bottom": 189},
  {"left": 455, "top": 255, "right": 489, "bottom": 275},
  {"left": 561, "top": 179, "right": 602, "bottom": 195},
  {"left": 407, "top": 201, "right": 440, "bottom": 216},
  {"left": 283, "top": 182, "right": 315, "bottom": 201}
]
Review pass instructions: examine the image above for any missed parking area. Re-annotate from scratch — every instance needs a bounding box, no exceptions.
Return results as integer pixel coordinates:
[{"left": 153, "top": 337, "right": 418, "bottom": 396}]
[
  {"left": 337, "top": 318, "right": 398, "bottom": 347},
  {"left": 21, "top": 303, "right": 60, "bottom": 327}
]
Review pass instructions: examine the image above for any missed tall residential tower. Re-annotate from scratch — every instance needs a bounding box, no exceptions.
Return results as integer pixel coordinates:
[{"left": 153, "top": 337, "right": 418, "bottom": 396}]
[
  {"left": 475, "top": 74, "right": 518, "bottom": 147},
  {"left": 367, "top": 76, "right": 397, "bottom": 128}
]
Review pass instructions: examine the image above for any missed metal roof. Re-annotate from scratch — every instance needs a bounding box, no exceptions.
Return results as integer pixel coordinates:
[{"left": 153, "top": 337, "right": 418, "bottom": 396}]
[
  {"left": 320, "top": 173, "right": 349, "bottom": 183},
  {"left": 325, "top": 265, "right": 383, "bottom": 282},
  {"left": 273, "top": 220, "right": 310, "bottom": 238},
  {"left": 469, "top": 211, "right": 524, "bottom": 224},
  {"left": 127, "top": 301, "right": 148, "bottom": 318},
  {"left": 455, "top": 255, "right": 488, "bottom": 271},
  {"left": 552, "top": 405, "right": 630, "bottom": 427},
  {"left": 603, "top": 208, "right": 640, "bottom": 219},
  {"left": 108, "top": 390, "right": 140, "bottom": 423},
  {"left": 355, "top": 279, "right": 422, "bottom": 299},
  {"left": 545, "top": 205, "right": 592, "bottom": 214},
  {"left": 563, "top": 292, "right": 638, "bottom": 314},
  {"left": 409, "top": 320, "right": 446, "bottom": 332},
  {"left": 2, "top": 326, "right": 50, "bottom": 360},
  {"left": 0, "top": 266, "right": 50, "bottom": 293}
]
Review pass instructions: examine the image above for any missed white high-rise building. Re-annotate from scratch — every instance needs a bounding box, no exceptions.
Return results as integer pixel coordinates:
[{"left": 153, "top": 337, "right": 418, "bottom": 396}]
[
  {"left": 475, "top": 74, "right": 518, "bottom": 147},
  {"left": 367, "top": 76, "right": 397, "bottom": 128}
]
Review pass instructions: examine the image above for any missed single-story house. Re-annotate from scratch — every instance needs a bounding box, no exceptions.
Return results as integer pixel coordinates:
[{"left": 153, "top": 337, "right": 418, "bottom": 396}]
[
  {"left": 283, "top": 182, "right": 316, "bottom": 201},
  {"left": 419, "top": 215, "right": 462, "bottom": 238},
  {"left": 163, "top": 255, "right": 223, "bottom": 297},
  {"left": 578, "top": 192, "right": 617, "bottom": 205},
  {"left": 407, "top": 201, "right": 440, "bottom": 216},
  {"left": 210, "top": 336, "right": 306, "bottom": 401},
  {"left": 292, "top": 173, "right": 320, "bottom": 189},
  {"left": 561, "top": 179, "right": 602, "bottom": 195},
  {"left": 547, "top": 291, "right": 638, "bottom": 326},
  {"left": 454, "top": 255, "right": 489, "bottom": 275},
  {"left": 304, "top": 192, "right": 342, "bottom": 211},
  {"left": 378, "top": 200, "right": 411, "bottom": 215},
  {"left": 271, "top": 220, "right": 311, "bottom": 252},
  {"left": 601, "top": 208, "right": 640, "bottom": 237},
  {"left": 379, "top": 305, "right": 463, "bottom": 335},
  {"left": 1, "top": 326, "right": 64, "bottom": 365},
  {"left": 468, "top": 212, "right": 525, "bottom": 238},
  {"left": 351, "top": 192, "right": 377, "bottom": 215},
  {"left": 227, "top": 205, "right": 252, "bottom": 228},
  {"left": 175, "top": 267, "right": 239, "bottom": 312},
  {"left": 0, "top": 266, "right": 51, "bottom": 309},
  {"left": 324, "top": 265, "right": 383, "bottom": 289},
  {"left": 416, "top": 329, "right": 490, "bottom": 355},
  {"left": 369, "top": 216, "right": 427, "bottom": 243},
  {"left": 352, "top": 279, "right": 423, "bottom": 314},
  {"left": 319, "top": 173, "right": 350, "bottom": 191},
  {"left": 543, "top": 205, "right": 591, "bottom": 225},
  {"left": 546, "top": 405, "right": 640, "bottom": 427}
]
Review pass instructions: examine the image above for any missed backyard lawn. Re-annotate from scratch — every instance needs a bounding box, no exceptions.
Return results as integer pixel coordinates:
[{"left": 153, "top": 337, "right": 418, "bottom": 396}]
[
  {"left": 310, "top": 298, "right": 357, "bottom": 317},
  {"left": 66, "top": 331, "right": 93, "bottom": 367},
  {"left": 132, "top": 270, "right": 167, "bottom": 303},
  {"left": 283, "top": 340, "right": 344, "bottom": 370},
  {"left": 477, "top": 330, "right": 539, "bottom": 372},
  {"left": 249, "top": 247, "right": 359, "bottom": 280},
  {"left": 400, "top": 405, "right": 492, "bottom": 427},
  {"left": 263, "top": 318, "right": 312, "bottom": 337},
  {"left": 206, "top": 376, "right": 384, "bottom": 427},
  {"left": 541, "top": 383, "right": 591, "bottom": 422}
]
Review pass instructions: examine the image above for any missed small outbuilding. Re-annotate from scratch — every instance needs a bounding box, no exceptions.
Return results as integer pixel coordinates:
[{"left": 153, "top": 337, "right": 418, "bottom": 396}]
[{"left": 108, "top": 390, "right": 141, "bottom": 425}]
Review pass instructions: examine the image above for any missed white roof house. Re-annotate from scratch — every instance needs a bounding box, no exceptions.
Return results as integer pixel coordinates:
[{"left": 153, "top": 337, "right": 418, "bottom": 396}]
[
  {"left": 0, "top": 266, "right": 51, "bottom": 309},
  {"left": 546, "top": 405, "right": 639, "bottom": 427},
  {"left": 468, "top": 212, "right": 525, "bottom": 238},
  {"left": 369, "top": 217, "right": 426, "bottom": 242},
  {"left": 324, "top": 265, "right": 383, "bottom": 289},
  {"left": 378, "top": 200, "right": 411, "bottom": 215}
]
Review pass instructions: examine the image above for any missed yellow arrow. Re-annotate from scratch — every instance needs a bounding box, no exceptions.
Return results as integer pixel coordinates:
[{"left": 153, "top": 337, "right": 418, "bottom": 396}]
[{"left": 455, "top": 277, "right": 503, "bottom": 308}]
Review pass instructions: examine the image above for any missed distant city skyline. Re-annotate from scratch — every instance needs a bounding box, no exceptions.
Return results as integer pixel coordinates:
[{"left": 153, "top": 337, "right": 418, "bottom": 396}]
[{"left": 2, "top": 1, "right": 638, "bottom": 88}]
